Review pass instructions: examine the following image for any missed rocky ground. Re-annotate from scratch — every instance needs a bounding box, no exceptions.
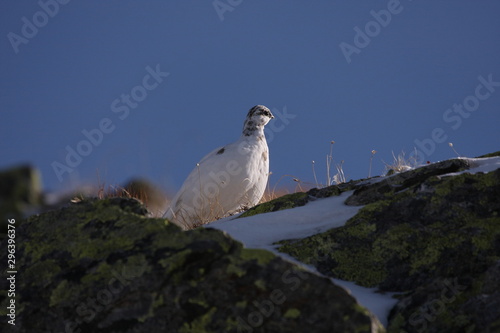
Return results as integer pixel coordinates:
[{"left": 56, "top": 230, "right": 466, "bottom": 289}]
[
  {"left": 276, "top": 156, "right": 500, "bottom": 332},
  {"left": 0, "top": 199, "right": 381, "bottom": 333},
  {"left": 0, "top": 151, "right": 499, "bottom": 332}
]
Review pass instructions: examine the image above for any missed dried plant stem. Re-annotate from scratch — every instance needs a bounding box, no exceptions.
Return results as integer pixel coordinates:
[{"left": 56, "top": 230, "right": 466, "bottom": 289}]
[
  {"left": 368, "top": 150, "right": 376, "bottom": 178},
  {"left": 312, "top": 161, "right": 319, "bottom": 188}
]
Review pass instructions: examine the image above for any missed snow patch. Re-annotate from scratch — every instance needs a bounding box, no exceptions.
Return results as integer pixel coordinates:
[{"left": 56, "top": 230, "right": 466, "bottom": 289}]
[{"left": 209, "top": 191, "right": 359, "bottom": 250}]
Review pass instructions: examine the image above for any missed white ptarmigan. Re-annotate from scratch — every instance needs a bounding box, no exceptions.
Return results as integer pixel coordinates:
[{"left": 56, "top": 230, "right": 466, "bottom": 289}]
[{"left": 164, "top": 105, "right": 274, "bottom": 229}]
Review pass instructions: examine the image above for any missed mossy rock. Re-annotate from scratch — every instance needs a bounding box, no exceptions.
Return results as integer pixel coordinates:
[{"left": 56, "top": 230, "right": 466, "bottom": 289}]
[
  {"left": 477, "top": 151, "right": 500, "bottom": 158},
  {"left": 279, "top": 163, "right": 500, "bottom": 332},
  {"left": 0, "top": 197, "right": 383, "bottom": 332},
  {"left": 344, "top": 158, "right": 471, "bottom": 206},
  {"left": 239, "top": 192, "right": 310, "bottom": 218},
  {"left": 388, "top": 262, "right": 500, "bottom": 333},
  {"left": 279, "top": 169, "right": 500, "bottom": 289}
]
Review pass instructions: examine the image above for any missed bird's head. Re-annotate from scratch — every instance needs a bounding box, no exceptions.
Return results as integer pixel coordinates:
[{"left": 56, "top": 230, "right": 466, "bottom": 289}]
[
  {"left": 246, "top": 105, "right": 274, "bottom": 126},
  {"left": 242, "top": 105, "right": 274, "bottom": 137}
]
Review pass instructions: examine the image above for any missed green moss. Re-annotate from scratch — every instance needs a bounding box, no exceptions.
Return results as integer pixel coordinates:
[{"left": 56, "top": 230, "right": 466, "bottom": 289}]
[
  {"left": 151, "top": 225, "right": 187, "bottom": 249},
  {"left": 475, "top": 170, "right": 498, "bottom": 187},
  {"left": 432, "top": 177, "right": 457, "bottom": 199},
  {"left": 21, "top": 200, "right": 163, "bottom": 268},
  {"left": 240, "top": 248, "right": 275, "bottom": 265},
  {"left": 179, "top": 307, "right": 217, "bottom": 333},
  {"left": 468, "top": 217, "right": 500, "bottom": 252},
  {"left": 138, "top": 292, "right": 165, "bottom": 323},
  {"left": 235, "top": 300, "right": 247, "bottom": 308},
  {"left": 476, "top": 151, "right": 500, "bottom": 158},
  {"left": 409, "top": 233, "right": 455, "bottom": 274},
  {"left": 387, "top": 312, "right": 406, "bottom": 332},
  {"left": 352, "top": 302, "right": 372, "bottom": 317},
  {"left": 72, "top": 237, "right": 132, "bottom": 260},
  {"left": 330, "top": 248, "right": 387, "bottom": 286},
  {"left": 225, "top": 262, "right": 246, "bottom": 277},
  {"left": 23, "top": 260, "right": 62, "bottom": 288},
  {"left": 159, "top": 249, "right": 191, "bottom": 272},
  {"left": 79, "top": 256, "right": 148, "bottom": 287},
  {"left": 49, "top": 280, "right": 72, "bottom": 307},
  {"left": 80, "top": 262, "right": 112, "bottom": 285},
  {"left": 344, "top": 221, "right": 377, "bottom": 238},
  {"left": 347, "top": 200, "right": 390, "bottom": 225},
  {"left": 431, "top": 171, "right": 498, "bottom": 209},
  {"left": 373, "top": 223, "right": 413, "bottom": 260},
  {"left": 308, "top": 185, "right": 343, "bottom": 198},
  {"left": 277, "top": 238, "right": 319, "bottom": 263},
  {"left": 124, "top": 254, "right": 149, "bottom": 275},
  {"left": 225, "top": 317, "right": 241, "bottom": 332},
  {"left": 284, "top": 308, "right": 301, "bottom": 319},
  {"left": 239, "top": 192, "right": 309, "bottom": 218},
  {"left": 188, "top": 294, "right": 209, "bottom": 308},
  {"left": 253, "top": 279, "right": 267, "bottom": 290},
  {"left": 23, "top": 236, "right": 51, "bottom": 263}
]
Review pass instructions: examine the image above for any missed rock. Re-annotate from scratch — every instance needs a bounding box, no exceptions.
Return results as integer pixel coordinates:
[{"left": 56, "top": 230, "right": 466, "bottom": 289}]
[
  {"left": 388, "top": 262, "right": 500, "bottom": 333},
  {"left": 344, "top": 158, "right": 470, "bottom": 206},
  {"left": 239, "top": 192, "right": 310, "bottom": 218},
  {"left": 278, "top": 162, "right": 500, "bottom": 289},
  {"left": 0, "top": 197, "right": 383, "bottom": 332},
  {"left": 277, "top": 158, "right": 500, "bottom": 332},
  {"left": 0, "top": 164, "right": 42, "bottom": 233},
  {"left": 3, "top": 154, "right": 499, "bottom": 331},
  {"left": 477, "top": 150, "right": 500, "bottom": 158}
]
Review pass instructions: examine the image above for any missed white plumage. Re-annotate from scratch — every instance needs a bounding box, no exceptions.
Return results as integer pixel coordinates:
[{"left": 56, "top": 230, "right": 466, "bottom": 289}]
[{"left": 164, "top": 105, "right": 274, "bottom": 229}]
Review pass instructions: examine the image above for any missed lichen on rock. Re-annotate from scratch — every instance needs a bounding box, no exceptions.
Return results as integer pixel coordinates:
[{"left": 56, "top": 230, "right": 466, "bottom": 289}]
[
  {"left": 277, "top": 158, "right": 500, "bottom": 332},
  {"left": 0, "top": 197, "right": 383, "bottom": 332}
]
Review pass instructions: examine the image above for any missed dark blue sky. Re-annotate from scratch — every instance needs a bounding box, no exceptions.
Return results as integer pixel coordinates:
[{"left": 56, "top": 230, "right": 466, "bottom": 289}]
[{"left": 1, "top": 1, "right": 500, "bottom": 195}]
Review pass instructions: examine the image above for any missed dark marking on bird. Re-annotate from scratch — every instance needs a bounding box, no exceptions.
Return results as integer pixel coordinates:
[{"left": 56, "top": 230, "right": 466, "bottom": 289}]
[{"left": 217, "top": 147, "right": 225, "bottom": 155}]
